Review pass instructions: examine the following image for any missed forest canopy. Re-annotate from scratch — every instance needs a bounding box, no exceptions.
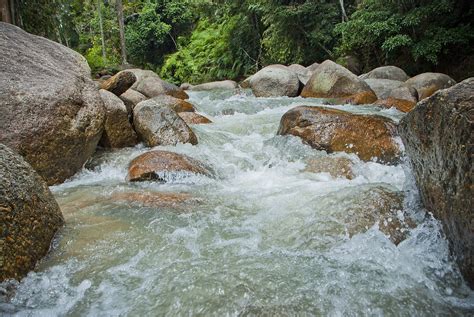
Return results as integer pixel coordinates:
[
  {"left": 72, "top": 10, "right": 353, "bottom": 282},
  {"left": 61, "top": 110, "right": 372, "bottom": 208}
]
[{"left": 3, "top": 0, "right": 473, "bottom": 83}]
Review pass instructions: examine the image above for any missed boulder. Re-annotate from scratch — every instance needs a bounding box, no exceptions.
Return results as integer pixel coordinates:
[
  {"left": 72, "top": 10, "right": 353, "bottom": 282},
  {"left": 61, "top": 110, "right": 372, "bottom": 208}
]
[
  {"left": 149, "top": 95, "right": 196, "bottom": 113},
  {"left": 119, "top": 89, "right": 147, "bottom": 113},
  {"left": 99, "top": 70, "right": 136, "bottom": 96},
  {"left": 301, "top": 60, "right": 377, "bottom": 104},
  {"left": 405, "top": 72, "right": 456, "bottom": 100},
  {"left": 277, "top": 106, "right": 400, "bottom": 163},
  {"left": 127, "top": 150, "right": 210, "bottom": 182},
  {"left": 128, "top": 68, "right": 189, "bottom": 100},
  {"left": 133, "top": 99, "right": 198, "bottom": 147},
  {"left": 180, "top": 83, "right": 193, "bottom": 90},
  {"left": 189, "top": 80, "right": 238, "bottom": 91},
  {"left": 388, "top": 85, "right": 418, "bottom": 103},
  {"left": 306, "top": 62, "right": 320, "bottom": 73},
  {"left": 249, "top": 65, "right": 300, "bottom": 97},
  {"left": 0, "top": 144, "right": 64, "bottom": 281},
  {"left": 399, "top": 78, "right": 474, "bottom": 288},
  {"left": 240, "top": 76, "right": 252, "bottom": 89},
  {"left": 98, "top": 90, "right": 138, "bottom": 148},
  {"left": 360, "top": 66, "right": 409, "bottom": 81},
  {"left": 364, "top": 79, "right": 404, "bottom": 100},
  {"left": 111, "top": 191, "right": 200, "bottom": 210},
  {"left": 178, "top": 112, "right": 212, "bottom": 125},
  {"left": 375, "top": 98, "right": 416, "bottom": 113},
  {"left": 0, "top": 22, "right": 105, "bottom": 185},
  {"left": 288, "top": 64, "right": 311, "bottom": 85},
  {"left": 303, "top": 156, "right": 354, "bottom": 179}
]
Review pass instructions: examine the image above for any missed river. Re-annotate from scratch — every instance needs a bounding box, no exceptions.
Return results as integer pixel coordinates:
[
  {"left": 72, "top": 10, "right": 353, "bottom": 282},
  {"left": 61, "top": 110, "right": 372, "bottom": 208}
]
[{"left": 1, "top": 90, "right": 473, "bottom": 316}]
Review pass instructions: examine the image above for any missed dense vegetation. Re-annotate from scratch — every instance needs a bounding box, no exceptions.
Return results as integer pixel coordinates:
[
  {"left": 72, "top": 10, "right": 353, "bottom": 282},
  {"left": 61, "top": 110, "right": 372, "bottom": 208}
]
[{"left": 3, "top": 0, "right": 473, "bottom": 82}]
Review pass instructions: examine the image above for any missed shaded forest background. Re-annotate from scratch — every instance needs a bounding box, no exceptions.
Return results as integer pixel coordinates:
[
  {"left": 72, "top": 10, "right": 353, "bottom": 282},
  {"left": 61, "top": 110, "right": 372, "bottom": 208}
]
[{"left": 1, "top": 0, "right": 473, "bottom": 83}]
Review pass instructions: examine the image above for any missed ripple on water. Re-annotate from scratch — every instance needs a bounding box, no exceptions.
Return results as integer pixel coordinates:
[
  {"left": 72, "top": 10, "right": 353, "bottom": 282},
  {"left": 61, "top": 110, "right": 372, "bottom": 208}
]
[{"left": 2, "top": 90, "right": 473, "bottom": 316}]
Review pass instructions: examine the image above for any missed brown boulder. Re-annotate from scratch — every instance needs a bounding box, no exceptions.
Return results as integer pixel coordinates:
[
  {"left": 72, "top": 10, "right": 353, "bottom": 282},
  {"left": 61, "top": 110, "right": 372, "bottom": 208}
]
[
  {"left": 150, "top": 95, "right": 196, "bottom": 113},
  {"left": 99, "top": 70, "right": 136, "bottom": 96},
  {"left": 0, "top": 144, "right": 64, "bottom": 281},
  {"left": 405, "top": 72, "right": 456, "bottom": 100},
  {"left": 301, "top": 60, "right": 377, "bottom": 104},
  {"left": 375, "top": 98, "right": 416, "bottom": 113},
  {"left": 128, "top": 68, "right": 189, "bottom": 100},
  {"left": 277, "top": 106, "right": 400, "bottom": 163},
  {"left": 98, "top": 90, "right": 138, "bottom": 148},
  {"left": 178, "top": 112, "right": 212, "bottom": 125},
  {"left": 388, "top": 85, "right": 419, "bottom": 103},
  {"left": 249, "top": 65, "right": 300, "bottom": 97},
  {"left": 303, "top": 156, "right": 354, "bottom": 179},
  {"left": 133, "top": 99, "right": 198, "bottom": 147},
  {"left": 399, "top": 78, "right": 474, "bottom": 288},
  {"left": 119, "top": 89, "right": 147, "bottom": 113},
  {"left": 127, "top": 150, "right": 210, "bottom": 182},
  {"left": 0, "top": 23, "right": 105, "bottom": 185}
]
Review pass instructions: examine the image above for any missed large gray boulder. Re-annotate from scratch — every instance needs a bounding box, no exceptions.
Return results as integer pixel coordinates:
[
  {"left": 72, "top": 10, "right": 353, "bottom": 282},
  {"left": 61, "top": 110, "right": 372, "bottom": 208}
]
[
  {"left": 133, "top": 99, "right": 198, "bottom": 147},
  {"left": 189, "top": 80, "right": 238, "bottom": 91},
  {"left": 360, "top": 66, "right": 409, "bottom": 81},
  {"left": 288, "top": 64, "right": 311, "bottom": 85},
  {"left": 128, "top": 69, "right": 189, "bottom": 100},
  {"left": 399, "top": 78, "right": 474, "bottom": 288},
  {"left": 405, "top": 72, "right": 456, "bottom": 100},
  {"left": 98, "top": 90, "right": 138, "bottom": 148},
  {"left": 0, "top": 22, "right": 105, "bottom": 185},
  {"left": 119, "top": 89, "right": 147, "bottom": 113},
  {"left": 364, "top": 79, "right": 404, "bottom": 99},
  {"left": 249, "top": 65, "right": 300, "bottom": 97},
  {"left": 0, "top": 144, "right": 64, "bottom": 281},
  {"left": 301, "top": 60, "right": 377, "bottom": 104}
]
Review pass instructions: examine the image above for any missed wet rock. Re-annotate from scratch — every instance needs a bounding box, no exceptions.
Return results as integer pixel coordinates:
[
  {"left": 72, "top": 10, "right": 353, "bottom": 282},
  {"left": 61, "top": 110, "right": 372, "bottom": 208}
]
[
  {"left": 405, "top": 72, "right": 456, "bottom": 100},
  {"left": 0, "top": 144, "right": 64, "bottom": 281},
  {"left": 127, "top": 150, "right": 210, "bottom": 182},
  {"left": 119, "top": 89, "right": 147, "bottom": 113},
  {"left": 364, "top": 79, "right": 404, "bottom": 100},
  {"left": 375, "top": 98, "right": 416, "bottom": 113},
  {"left": 303, "top": 156, "right": 354, "bottom": 179},
  {"left": 301, "top": 60, "right": 377, "bottom": 105},
  {"left": 189, "top": 80, "right": 238, "bottom": 91},
  {"left": 0, "top": 23, "right": 105, "bottom": 185},
  {"left": 178, "top": 112, "right": 212, "bottom": 125},
  {"left": 112, "top": 191, "right": 200, "bottom": 209},
  {"left": 98, "top": 90, "right": 138, "bottom": 148},
  {"left": 250, "top": 65, "right": 300, "bottom": 97},
  {"left": 99, "top": 70, "right": 136, "bottom": 96},
  {"left": 399, "top": 78, "right": 474, "bottom": 288},
  {"left": 360, "top": 66, "right": 409, "bottom": 81},
  {"left": 149, "top": 95, "right": 196, "bottom": 113},
  {"left": 128, "top": 68, "right": 189, "bottom": 100},
  {"left": 133, "top": 99, "right": 198, "bottom": 147},
  {"left": 288, "top": 64, "right": 311, "bottom": 85},
  {"left": 278, "top": 106, "right": 400, "bottom": 163}
]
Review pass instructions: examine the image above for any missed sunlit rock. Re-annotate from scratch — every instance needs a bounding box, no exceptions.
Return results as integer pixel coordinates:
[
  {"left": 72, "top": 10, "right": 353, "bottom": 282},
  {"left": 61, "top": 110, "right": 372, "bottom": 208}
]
[
  {"left": 278, "top": 106, "right": 400, "bottom": 163},
  {"left": 405, "top": 72, "right": 456, "bottom": 100},
  {"left": 178, "top": 112, "right": 212, "bottom": 125},
  {"left": 360, "top": 66, "right": 409, "bottom": 81},
  {"left": 128, "top": 68, "right": 189, "bottom": 100},
  {"left": 119, "top": 88, "right": 147, "bottom": 113},
  {"left": 364, "top": 79, "right": 404, "bottom": 100},
  {"left": 127, "top": 150, "right": 210, "bottom": 182},
  {"left": 250, "top": 65, "right": 300, "bottom": 97},
  {"left": 149, "top": 95, "right": 196, "bottom": 113},
  {"left": 189, "top": 80, "right": 238, "bottom": 91}
]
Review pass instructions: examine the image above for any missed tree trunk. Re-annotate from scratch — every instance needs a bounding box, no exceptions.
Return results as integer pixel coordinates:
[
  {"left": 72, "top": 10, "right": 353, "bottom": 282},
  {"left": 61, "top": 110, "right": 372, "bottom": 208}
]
[
  {"left": 115, "top": 0, "right": 127, "bottom": 65},
  {"left": 339, "top": 0, "right": 349, "bottom": 22},
  {"left": 97, "top": 0, "right": 106, "bottom": 62},
  {"left": 0, "top": 0, "right": 12, "bottom": 23}
]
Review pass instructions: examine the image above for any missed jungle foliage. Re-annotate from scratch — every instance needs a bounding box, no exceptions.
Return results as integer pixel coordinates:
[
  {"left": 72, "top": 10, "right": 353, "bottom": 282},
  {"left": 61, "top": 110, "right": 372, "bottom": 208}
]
[{"left": 6, "top": 0, "right": 474, "bottom": 82}]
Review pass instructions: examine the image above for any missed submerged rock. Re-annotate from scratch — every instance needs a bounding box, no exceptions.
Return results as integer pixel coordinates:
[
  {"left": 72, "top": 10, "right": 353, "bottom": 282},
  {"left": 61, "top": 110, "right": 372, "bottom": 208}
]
[
  {"left": 178, "top": 112, "right": 212, "bottom": 125},
  {"left": 98, "top": 90, "right": 138, "bottom": 148},
  {"left": 399, "top": 78, "right": 474, "bottom": 288},
  {"left": 127, "top": 150, "right": 210, "bottom": 182},
  {"left": 189, "top": 80, "right": 238, "bottom": 91},
  {"left": 303, "top": 156, "right": 354, "bottom": 179},
  {"left": 133, "top": 99, "right": 198, "bottom": 147},
  {"left": 278, "top": 106, "right": 400, "bottom": 163},
  {"left": 128, "top": 68, "right": 189, "bottom": 100},
  {"left": 0, "top": 22, "right": 105, "bottom": 185},
  {"left": 301, "top": 60, "right": 377, "bottom": 104},
  {"left": 360, "top": 66, "right": 409, "bottom": 81},
  {"left": 250, "top": 65, "right": 300, "bottom": 97},
  {"left": 405, "top": 72, "right": 456, "bottom": 100},
  {"left": 99, "top": 70, "right": 136, "bottom": 96},
  {"left": 112, "top": 191, "right": 201, "bottom": 209},
  {"left": 0, "top": 144, "right": 64, "bottom": 281}
]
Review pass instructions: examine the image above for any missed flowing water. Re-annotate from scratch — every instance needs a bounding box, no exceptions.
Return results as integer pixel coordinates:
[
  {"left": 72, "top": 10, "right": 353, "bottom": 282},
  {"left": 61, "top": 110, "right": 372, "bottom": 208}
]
[{"left": 1, "top": 90, "right": 473, "bottom": 316}]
